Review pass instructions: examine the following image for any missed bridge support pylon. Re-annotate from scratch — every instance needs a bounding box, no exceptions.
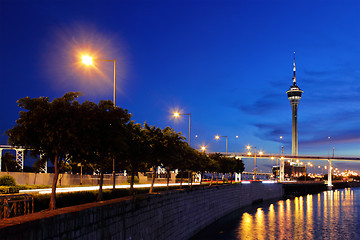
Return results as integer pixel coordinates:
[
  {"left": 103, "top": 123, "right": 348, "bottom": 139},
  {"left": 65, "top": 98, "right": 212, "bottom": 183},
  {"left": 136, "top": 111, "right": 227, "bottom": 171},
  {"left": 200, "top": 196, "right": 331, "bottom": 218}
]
[
  {"left": 279, "top": 158, "right": 285, "bottom": 182},
  {"left": 15, "top": 149, "right": 24, "bottom": 171},
  {"left": 327, "top": 159, "right": 332, "bottom": 190}
]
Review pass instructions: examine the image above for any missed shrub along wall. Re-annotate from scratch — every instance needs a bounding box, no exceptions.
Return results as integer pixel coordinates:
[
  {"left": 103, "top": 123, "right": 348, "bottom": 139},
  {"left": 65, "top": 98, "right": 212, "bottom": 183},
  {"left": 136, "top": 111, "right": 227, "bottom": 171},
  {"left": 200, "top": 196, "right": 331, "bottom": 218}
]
[{"left": 0, "top": 182, "right": 283, "bottom": 240}]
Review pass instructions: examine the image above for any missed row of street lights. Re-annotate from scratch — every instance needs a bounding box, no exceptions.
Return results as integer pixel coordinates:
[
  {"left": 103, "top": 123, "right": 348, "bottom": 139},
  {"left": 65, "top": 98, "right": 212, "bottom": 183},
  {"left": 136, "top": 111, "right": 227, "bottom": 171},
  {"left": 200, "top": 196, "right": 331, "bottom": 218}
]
[
  {"left": 173, "top": 112, "right": 232, "bottom": 155},
  {"left": 173, "top": 112, "right": 267, "bottom": 179},
  {"left": 81, "top": 53, "right": 338, "bottom": 186}
]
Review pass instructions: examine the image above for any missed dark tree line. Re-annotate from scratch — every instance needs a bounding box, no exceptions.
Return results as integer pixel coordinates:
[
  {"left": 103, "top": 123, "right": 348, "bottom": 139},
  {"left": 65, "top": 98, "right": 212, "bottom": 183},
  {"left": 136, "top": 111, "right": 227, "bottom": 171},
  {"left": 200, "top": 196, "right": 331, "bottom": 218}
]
[{"left": 6, "top": 92, "right": 244, "bottom": 210}]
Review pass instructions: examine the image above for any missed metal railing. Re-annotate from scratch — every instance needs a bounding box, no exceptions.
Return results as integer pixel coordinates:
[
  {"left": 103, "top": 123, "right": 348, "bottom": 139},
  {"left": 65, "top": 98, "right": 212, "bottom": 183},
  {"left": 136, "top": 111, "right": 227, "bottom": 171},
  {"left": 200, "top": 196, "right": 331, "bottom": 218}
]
[{"left": 0, "top": 193, "right": 34, "bottom": 218}]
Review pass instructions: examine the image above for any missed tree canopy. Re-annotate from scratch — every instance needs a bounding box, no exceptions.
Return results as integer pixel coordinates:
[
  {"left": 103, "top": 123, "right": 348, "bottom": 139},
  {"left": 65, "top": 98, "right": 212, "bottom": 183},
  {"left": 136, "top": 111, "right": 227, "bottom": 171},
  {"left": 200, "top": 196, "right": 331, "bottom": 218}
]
[{"left": 7, "top": 92, "right": 245, "bottom": 209}]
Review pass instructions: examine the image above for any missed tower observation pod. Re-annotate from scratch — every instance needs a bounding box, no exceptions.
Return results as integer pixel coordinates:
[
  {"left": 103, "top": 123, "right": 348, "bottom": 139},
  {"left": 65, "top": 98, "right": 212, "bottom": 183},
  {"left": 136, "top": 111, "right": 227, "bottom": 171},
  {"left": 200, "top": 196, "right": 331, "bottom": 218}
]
[{"left": 286, "top": 53, "right": 303, "bottom": 156}]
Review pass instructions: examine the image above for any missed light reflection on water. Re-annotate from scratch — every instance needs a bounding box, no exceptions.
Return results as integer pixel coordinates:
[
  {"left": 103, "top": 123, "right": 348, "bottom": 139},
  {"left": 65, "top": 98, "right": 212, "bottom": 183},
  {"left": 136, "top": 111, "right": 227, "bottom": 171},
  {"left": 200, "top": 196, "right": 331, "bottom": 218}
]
[{"left": 191, "top": 188, "right": 360, "bottom": 240}]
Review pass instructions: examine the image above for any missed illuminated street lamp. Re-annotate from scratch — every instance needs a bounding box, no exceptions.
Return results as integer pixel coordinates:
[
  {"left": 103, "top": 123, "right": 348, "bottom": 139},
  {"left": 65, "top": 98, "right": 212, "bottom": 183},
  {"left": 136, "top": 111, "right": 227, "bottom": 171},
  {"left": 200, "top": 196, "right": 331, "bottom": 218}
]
[
  {"left": 246, "top": 145, "right": 263, "bottom": 180},
  {"left": 81, "top": 55, "right": 116, "bottom": 107},
  {"left": 173, "top": 112, "right": 191, "bottom": 146},
  {"left": 201, "top": 146, "right": 206, "bottom": 152},
  {"left": 215, "top": 135, "right": 228, "bottom": 155},
  {"left": 81, "top": 54, "right": 117, "bottom": 189}
]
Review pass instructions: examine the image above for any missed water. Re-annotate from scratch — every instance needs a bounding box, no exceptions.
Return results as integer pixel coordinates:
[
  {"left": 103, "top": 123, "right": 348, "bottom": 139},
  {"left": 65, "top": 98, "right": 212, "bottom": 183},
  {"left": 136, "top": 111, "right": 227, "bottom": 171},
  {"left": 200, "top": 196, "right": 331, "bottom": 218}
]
[{"left": 191, "top": 188, "right": 360, "bottom": 240}]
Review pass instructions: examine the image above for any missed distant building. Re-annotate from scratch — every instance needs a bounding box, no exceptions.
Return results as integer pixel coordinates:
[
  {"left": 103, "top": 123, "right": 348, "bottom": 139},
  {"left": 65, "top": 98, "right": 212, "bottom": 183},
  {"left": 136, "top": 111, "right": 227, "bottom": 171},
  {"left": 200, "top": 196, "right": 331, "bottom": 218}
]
[{"left": 273, "top": 161, "right": 306, "bottom": 179}]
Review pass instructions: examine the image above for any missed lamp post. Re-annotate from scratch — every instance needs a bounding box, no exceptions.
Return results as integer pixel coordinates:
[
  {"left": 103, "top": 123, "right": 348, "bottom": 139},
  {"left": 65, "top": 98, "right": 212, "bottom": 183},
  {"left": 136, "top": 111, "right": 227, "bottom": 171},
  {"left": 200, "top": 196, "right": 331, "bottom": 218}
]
[
  {"left": 215, "top": 135, "right": 228, "bottom": 155},
  {"left": 173, "top": 112, "right": 191, "bottom": 146},
  {"left": 327, "top": 136, "right": 333, "bottom": 190},
  {"left": 246, "top": 145, "right": 263, "bottom": 180},
  {"left": 279, "top": 136, "right": 283, "bottom": 167},
  {"left": 81, "top": 55, "right": 117, "bottom": 190},
  {"left": 235, "top": 136, "right": 239, "bottom": 155}
]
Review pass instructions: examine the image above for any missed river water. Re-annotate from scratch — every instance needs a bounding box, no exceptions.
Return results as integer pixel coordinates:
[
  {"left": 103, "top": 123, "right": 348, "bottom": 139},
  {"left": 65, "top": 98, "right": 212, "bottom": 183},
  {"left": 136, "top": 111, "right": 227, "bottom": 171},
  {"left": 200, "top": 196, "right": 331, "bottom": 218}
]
[{"left": 191, "top": 188, "right": 360, "bottom": 240}]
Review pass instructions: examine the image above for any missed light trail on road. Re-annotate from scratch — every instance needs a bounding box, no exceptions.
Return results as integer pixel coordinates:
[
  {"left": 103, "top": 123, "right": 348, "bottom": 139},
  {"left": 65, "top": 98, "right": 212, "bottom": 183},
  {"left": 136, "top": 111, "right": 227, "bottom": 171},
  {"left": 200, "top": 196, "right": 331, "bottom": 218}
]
[{"left": 20, "top": 183, "right": 200, "bottom": 194}]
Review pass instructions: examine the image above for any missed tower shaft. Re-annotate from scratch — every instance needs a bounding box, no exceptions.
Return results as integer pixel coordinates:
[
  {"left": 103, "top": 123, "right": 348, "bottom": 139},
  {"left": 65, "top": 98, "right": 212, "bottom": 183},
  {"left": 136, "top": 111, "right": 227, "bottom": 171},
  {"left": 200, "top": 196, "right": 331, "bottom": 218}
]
[{"left": 291, "top": 103, "right": 299, "bottom": 156}]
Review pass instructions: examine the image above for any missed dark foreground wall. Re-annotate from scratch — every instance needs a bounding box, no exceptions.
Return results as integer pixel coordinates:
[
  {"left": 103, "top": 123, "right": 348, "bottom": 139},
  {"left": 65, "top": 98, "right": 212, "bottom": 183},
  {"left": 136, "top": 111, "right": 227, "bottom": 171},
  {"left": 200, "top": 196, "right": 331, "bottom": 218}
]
[{"left": 0, "top": 182, "right": 282, "bottom": 240}]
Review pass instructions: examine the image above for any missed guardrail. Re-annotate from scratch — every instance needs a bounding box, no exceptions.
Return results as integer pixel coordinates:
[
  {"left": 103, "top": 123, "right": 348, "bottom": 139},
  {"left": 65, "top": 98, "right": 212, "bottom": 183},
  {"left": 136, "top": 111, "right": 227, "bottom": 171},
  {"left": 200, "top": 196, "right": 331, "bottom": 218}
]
[{"left": 0, "top": 193, "right": 34, "bottom": 218}]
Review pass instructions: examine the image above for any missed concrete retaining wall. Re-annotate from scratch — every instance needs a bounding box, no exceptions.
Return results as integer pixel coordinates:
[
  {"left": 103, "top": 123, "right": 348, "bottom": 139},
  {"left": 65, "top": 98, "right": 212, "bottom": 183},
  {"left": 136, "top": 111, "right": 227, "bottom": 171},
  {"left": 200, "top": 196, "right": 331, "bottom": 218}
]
[{"left": 0, "top": 182, "right": 283, "bottom": 240}]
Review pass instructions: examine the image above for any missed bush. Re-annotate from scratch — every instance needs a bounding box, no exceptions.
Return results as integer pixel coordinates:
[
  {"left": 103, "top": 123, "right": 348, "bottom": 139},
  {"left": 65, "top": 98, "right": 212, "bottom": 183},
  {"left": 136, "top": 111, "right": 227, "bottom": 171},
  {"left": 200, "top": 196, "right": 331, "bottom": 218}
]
[
  {"left": 127, "top": 176, "right": 139, "bottom": 184},
  {"left": 0, "top": 186, "right": 19, "bottom": 194},
  {"left": 0, "top": 175, "right": 17, "bottom": 186},
  {"left": 17, "top": 184, "right": 51, "bottom": 190}
]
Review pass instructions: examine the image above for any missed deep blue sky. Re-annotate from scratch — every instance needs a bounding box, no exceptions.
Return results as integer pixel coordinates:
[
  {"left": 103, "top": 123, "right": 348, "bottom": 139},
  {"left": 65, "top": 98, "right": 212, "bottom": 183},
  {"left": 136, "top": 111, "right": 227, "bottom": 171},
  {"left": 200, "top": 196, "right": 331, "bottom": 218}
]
[{"left": 1, "top": 0, "right": 359, "bottom": 172}]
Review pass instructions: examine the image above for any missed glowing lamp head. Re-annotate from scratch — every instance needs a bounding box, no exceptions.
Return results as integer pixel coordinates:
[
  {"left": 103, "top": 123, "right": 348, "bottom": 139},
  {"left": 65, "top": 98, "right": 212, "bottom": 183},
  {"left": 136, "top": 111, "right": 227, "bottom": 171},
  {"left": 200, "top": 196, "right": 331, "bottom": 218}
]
[
  {"left": 215, "top": 135, "right": 220, "bottom": 140},
  {"left": 173, "top": 112, "right": 180, "bottom": 117},
  {"left": 246, "top": 145, "right": 251, "bottom": 150},
  {"left": 201, "top": 146, "right": 206, "bottom": 151},
  {"left": 247, "top": 152, "right": 251, "bottom": 156},
  {"left": 259, "top": 151, "right": 263, "bottom": 155},
  {"left": 82, "top": 55, "right": 93, "bottom": 65}
]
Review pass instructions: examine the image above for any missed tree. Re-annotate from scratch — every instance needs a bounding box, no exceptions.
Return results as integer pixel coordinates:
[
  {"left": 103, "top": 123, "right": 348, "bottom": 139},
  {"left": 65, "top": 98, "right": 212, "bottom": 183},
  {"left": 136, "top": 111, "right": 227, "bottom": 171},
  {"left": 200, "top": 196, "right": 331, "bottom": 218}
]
[
  {"left": 158, "top": 127, "right": 186, "bottom": 190},
  {"left": 122, "top": 122, "right": 150, "bottom": 195},
  {"left": 67, "top": 100, "right": 131, "bottom": 200},
  {"left": 7, "top": 92, "right": 85, "bottom": 210},
  {"left": 1, "top": 152, "right": 21, "bottom": 172},
  {"left": 208, "top": 153, "right": 223, "bottom": 184},
  {"left": 142, "top": 123, "right": 165, "bottom": 194}
]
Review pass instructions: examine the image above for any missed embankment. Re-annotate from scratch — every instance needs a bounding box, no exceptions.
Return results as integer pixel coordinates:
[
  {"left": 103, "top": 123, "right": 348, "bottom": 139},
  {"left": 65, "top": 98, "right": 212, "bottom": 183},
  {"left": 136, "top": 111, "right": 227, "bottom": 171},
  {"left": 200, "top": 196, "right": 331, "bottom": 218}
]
[{"left": 0, "top": 182, "right": 282, "bottom": 240}]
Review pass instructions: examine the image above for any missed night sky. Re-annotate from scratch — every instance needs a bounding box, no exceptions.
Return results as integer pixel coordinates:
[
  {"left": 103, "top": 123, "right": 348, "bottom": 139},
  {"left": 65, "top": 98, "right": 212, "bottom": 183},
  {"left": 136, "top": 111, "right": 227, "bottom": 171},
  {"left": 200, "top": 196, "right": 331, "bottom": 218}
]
[{"left": 1, "top": 0, "right": 359, "bottom": 172}]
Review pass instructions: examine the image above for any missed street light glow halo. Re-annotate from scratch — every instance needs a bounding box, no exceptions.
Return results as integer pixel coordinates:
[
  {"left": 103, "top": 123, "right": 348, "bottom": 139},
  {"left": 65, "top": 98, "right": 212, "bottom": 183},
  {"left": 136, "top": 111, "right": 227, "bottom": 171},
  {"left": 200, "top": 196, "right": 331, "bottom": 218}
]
[{"left": 82, "top": 55, "right": 93, "bottom": 65}]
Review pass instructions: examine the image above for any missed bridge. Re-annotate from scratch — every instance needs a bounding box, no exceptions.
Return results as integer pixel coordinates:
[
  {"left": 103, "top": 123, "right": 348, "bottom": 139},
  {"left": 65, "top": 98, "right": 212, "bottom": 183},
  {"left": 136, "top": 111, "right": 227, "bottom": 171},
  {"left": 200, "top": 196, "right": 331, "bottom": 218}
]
[
  {"left": 0, "top": 145, "right": 47, "bottom": 173},
  {"left": 217, "top": 152, "right": 360, "bottom": 189}
]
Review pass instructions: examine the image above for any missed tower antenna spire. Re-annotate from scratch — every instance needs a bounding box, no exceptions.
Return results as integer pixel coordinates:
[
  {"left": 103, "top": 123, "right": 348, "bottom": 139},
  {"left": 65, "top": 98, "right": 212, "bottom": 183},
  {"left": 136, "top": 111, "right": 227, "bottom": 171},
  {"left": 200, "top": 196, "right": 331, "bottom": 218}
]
[
  {"left": 286, "top": 52, "right": 303, "bottom": 157},
  {"left": 293, "top": 52, "right": 296, "bottom": 85}
]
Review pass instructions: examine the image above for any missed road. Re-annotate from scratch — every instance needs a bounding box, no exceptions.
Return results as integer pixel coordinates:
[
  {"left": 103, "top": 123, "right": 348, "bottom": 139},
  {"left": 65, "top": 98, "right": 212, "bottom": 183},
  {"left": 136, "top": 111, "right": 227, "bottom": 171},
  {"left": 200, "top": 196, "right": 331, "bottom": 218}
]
[{"left": 20, "top": 182, "right": 201, "bottom": 194}]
